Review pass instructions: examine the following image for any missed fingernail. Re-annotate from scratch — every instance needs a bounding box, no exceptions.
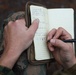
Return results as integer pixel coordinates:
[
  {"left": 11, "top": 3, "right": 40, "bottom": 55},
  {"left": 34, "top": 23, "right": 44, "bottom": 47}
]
[
  {"left": 34, "top": 19, "right": 39, "bottom": 23},
  {"left": 50, "top": 39, "right": 55, "bottom": 44}
]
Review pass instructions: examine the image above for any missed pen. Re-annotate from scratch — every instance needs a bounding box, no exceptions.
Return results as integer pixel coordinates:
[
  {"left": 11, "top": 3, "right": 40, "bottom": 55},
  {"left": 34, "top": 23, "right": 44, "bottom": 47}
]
[{"left": 47, "top": 39, "right": 76, "bottom": 43}]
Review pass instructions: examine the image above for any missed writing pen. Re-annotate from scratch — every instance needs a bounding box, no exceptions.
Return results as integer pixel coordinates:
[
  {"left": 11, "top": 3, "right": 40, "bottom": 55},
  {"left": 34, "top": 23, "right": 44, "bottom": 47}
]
[{"left": 47, "top": 39, "right": 76, "bottom": 43}]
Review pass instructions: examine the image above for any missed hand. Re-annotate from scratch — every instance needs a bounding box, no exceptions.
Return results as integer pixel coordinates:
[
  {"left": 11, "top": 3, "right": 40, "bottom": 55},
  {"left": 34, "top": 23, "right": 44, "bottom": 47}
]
[
  {"left": 47, "top": 27, "right": 76, "bottom": 69},
  {"left": 0, "top": 19, "right": 39, "bottom": 69}
]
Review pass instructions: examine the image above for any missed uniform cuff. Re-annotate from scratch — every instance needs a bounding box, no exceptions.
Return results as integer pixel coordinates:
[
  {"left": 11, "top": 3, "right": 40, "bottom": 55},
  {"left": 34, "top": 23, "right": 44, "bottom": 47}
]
[{"left": 0, "top": 65, "right": 15, "bottom": 75}]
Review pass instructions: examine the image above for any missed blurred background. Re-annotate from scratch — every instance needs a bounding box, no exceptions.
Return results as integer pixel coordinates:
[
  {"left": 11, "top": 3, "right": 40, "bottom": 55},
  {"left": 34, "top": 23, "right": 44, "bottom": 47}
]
[{"left": 0, "top": 0, "right": 76, "bottom": 25}]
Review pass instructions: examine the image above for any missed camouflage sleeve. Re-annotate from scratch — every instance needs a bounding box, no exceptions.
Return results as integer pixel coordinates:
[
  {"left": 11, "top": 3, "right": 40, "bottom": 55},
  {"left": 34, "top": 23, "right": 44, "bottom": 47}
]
[
  {"left": 63, "top": 64, "right": 76, "bottom": 75},
  {"left": 0, "top": 65, "right": 15, "bottom": 75},
  {"left": 53, "top": 64, "right": 76, "bottom": 75}
]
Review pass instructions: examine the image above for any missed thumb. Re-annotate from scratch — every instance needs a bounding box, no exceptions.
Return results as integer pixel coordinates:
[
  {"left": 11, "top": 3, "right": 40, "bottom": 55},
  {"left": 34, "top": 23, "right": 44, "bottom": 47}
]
[
  {"left": 50, "top": 39, "right": 67, "bottom": 49},
  {"left": 28, "top": 19, "right": 39, "bottom": 35}
]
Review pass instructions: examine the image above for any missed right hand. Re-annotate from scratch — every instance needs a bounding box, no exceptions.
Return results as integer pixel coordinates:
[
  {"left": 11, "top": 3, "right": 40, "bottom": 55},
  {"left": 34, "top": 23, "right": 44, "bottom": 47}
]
[{"left": 47, "top": 27, "right": 76, "bottom": 69}]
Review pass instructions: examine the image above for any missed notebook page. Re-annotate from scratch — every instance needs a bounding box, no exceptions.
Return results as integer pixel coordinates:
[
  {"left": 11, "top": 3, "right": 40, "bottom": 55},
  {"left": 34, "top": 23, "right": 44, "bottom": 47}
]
[
  {"left": 30, "top": 5, "right": 51, "bottom": 60},
  {"left": 48, "top": 8, "right": 74, "bottom": 38}
]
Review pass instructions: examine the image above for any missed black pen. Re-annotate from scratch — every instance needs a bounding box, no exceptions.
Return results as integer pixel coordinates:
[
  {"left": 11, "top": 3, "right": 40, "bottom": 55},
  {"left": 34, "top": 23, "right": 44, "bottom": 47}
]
[{"left": 47, "top": 39, "right": 76, "bottom": 43}]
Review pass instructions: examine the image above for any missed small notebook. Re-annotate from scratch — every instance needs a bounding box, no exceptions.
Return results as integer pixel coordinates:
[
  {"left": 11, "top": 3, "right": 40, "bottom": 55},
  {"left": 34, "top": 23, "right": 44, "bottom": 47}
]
[{"left": 30, "top": 5, "right": 74, "bottom": 60}]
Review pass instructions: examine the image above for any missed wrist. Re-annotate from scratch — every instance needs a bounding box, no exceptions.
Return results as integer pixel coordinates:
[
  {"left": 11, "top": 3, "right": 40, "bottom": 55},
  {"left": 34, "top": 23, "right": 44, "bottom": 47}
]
[
  {"left": 63, "top": 58, "right": 76, "bottom": 69},
  {"left": 0, "top": 48, "right": 21, "bottom": 69}
]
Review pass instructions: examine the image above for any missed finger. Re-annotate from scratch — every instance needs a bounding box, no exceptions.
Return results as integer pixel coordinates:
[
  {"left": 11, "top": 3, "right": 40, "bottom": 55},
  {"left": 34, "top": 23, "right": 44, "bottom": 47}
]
[
  {"left": 15, "top": 19, "right": 26, "bottom": 26},
  {"left": 47, "top": 28, "right": 57, "bottom": 40},
  {"left": 25, "top": 26, "right": 28, "bottom": 30},
  {"left": 53, "top": 27, "right": 72, "bottom": 40},
  {"left": 50, "top": 39, "right": 68, "bottom": 50},
  {"left": 48, "top": 43, "right": 54, "bottom": 51},
  {"left": 8, "top": 21, "right": 14, "bottom": 26},
  {"left": 27, "top": 19, "right": 39, "bottom": 37}
]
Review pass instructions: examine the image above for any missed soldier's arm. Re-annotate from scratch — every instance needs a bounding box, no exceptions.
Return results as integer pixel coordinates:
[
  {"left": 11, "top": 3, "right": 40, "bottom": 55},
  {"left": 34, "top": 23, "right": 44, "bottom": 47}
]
[{"left": 53, "top": 64, "right": 76, "bottom": 75}]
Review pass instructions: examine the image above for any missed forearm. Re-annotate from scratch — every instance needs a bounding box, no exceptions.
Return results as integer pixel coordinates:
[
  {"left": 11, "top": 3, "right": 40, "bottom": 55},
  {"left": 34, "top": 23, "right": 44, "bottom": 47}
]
[{"left": 0, "top": 48, "right": 21, "bottom": 69}]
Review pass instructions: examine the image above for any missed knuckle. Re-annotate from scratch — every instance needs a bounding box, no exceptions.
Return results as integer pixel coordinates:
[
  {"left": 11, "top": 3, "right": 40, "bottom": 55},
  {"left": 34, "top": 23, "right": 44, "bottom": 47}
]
[
  {"left": 14, "top": 20, "right": 18, "bottom": 26},
  {"left": 4, "top": 26, "right": 7, "bottom": 30},
  {"left": 54, "top": 39, "right": 58, "bottom": 45},
  {"left": 15, "top": 20, "right": 19, "bottom": 23},
  {"left": 8, "top": 21, "right": 13, "bottom": 26},
  {"left": 55, "top": 40, "right": 57, "bottom": 44}
]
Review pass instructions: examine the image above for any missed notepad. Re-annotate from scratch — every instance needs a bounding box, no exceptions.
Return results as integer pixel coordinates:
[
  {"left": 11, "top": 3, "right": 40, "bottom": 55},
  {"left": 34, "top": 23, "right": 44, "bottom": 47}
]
[{"left": 30, "top": 5, "right": 74, "bottom": 60}]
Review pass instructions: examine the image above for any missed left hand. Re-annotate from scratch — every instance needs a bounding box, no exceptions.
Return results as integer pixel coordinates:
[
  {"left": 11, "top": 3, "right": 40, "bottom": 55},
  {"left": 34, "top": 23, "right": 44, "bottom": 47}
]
[{"left": 0, "top": 19, "right": 39, "bottom": 69}]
